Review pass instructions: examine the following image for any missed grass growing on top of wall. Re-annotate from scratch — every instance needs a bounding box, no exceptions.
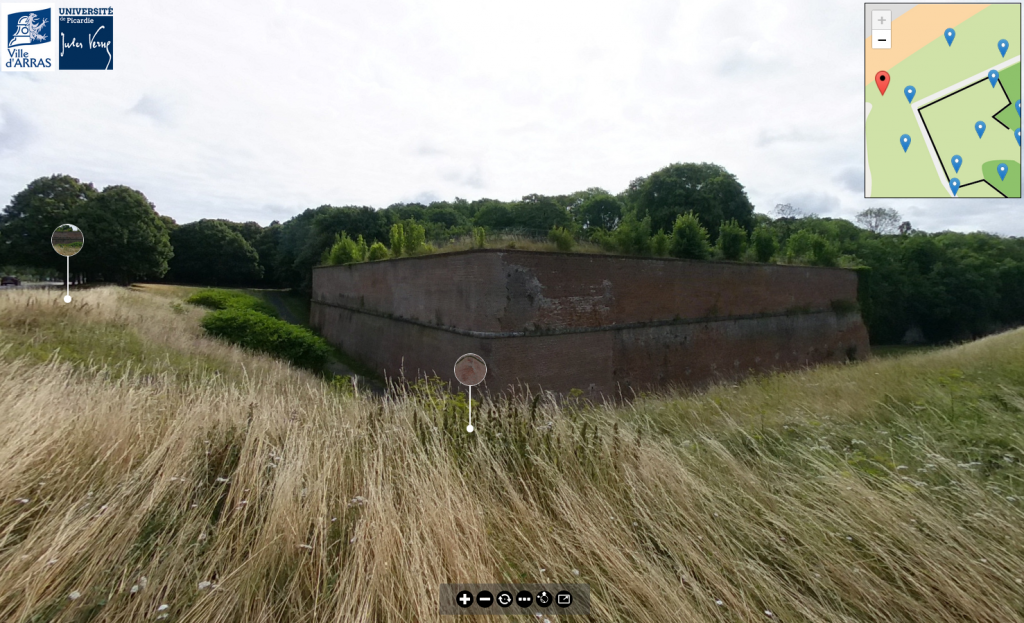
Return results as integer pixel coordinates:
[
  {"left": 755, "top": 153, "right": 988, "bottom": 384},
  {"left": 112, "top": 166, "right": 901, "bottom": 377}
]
[{"left": 0, "top": 286, "right": 1022, "bottom": 622}]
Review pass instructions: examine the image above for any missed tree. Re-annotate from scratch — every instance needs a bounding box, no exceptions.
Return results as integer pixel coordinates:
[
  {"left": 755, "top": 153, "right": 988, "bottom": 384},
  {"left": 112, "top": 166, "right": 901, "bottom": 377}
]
[
  {"left": 325, "top": 232, "right": 364, "bottom": 265},
  {"left": 651, "top": 230, "right": 669, "bottom": 256},
  {"left": 669, "top": 212, "right": 710, "bottom": 260},
  {"left": 547, "top": 226, "right": 574, "bottom": 252},
  {"left": 634, "top": 163, "right": 754, "bottom": 239},
  {"left": 856, "top": 207, "right": 902, "bottom": 235},
  {"left": 402, "top": 220, "right": 425, "bottom": 255},
  {"left": 717, "top": 218, "right": 748, "bottom": 260},
  {"left": 511, "top": 194, "right": 570, "bottom": 232},
  {"left": 167, "top": 219, "right": 259, "bottom": 285},
  {"left": 572, "top": 193, "right": 623, "bottom": 231},
  {"left": 473, "top": 200, "right": 515, "bottom": 229},
  {"left": 367, "top": 241, "right": 389, "bottom": 261},
  {"left": 613, "top": 209, "right": 652, "bottom": 255},
  {"left": 389, "top": 223, "right": 406, "bottom": 257},
  {"left": 752, "top": 225, "right": 778, "bottom": 262},
  {"left": 73, "top": 185, "right": 173, "bottom": 284},
  {"left": 0, "top": 174, "right": 97, "bottom": 273},
  {"left": 785, "top": 230, "right": 838, "bottom": 267}
]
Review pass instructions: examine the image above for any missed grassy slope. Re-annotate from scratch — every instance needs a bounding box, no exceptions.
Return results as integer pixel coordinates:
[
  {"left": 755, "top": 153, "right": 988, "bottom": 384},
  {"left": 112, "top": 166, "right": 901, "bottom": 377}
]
[{"left": 0, "top": 287, "right": 1022, "bottom": 622}]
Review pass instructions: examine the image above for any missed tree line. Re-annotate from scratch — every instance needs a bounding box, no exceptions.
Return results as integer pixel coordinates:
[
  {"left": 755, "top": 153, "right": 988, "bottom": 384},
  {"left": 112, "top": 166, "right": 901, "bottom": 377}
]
[{"left": 1, "top": 165, "right": 1023, "bottom": 345}]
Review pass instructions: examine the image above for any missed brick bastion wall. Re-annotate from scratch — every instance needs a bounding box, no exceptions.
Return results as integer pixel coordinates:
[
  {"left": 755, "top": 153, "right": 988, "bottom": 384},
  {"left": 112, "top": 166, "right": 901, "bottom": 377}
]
[{"left": 310, "top": 250, "right": 871, "bottom": 396}]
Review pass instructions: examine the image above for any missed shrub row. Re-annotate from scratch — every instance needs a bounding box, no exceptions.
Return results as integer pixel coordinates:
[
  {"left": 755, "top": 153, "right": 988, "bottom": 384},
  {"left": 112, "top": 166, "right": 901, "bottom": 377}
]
[
  {"left": 200, "top": 308, "right": 332, "bottom": 371},
  {"left": 186, "top": 289, "right": 279, "bottom": 318}
]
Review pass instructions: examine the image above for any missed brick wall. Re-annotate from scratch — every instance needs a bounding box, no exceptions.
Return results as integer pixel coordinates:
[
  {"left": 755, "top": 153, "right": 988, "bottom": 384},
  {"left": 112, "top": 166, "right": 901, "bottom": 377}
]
[{"left": 311, "top": 250, "right": 871, "bottom": 395}]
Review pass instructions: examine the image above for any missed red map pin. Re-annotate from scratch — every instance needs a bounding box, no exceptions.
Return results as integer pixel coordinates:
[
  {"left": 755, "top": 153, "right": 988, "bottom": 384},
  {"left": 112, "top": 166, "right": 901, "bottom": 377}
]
[{"left": 875, "top": 71, "right": 890, "bottom": 96}]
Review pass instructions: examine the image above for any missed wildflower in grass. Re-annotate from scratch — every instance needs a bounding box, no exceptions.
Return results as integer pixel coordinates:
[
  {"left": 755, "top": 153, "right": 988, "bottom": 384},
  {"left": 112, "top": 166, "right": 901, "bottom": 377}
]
[
  {"left": 715, "top": 599, "right": 724, "bottom": 606},
  {"left": 298, "top": 544, "right": 313, "bottom": 550},
  {"left": 765, "top": 610, "right": 774, "bottom": 617},
  {"left": 15, "top": 498, "right": 29, "bottom": 504},
  {"left": 198, "top": 581, "right": 212, "bottom": 590},
  {"left": 572, "top": 569, "right": 579, "bottom": 576},
  {"left": 215, "top": 477, "right": 230, "bottom": 484},
  {"left": 349, "top": 496, "right": 367, "bottom": 507},
  {"left": 68, "top": 591, "right": 81, "bottom": 600},
  {"left": 157, "top": 604, "right": 169, "bottom": 611}
]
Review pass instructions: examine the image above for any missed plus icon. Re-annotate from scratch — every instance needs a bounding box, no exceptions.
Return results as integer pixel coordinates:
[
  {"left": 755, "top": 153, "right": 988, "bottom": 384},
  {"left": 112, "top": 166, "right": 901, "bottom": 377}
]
[
  {"left": 877, "top": 15, "right": 887, "bottom": 25},
  {"left": 456, "top": 590, "right": 474, "bottom": 608}
]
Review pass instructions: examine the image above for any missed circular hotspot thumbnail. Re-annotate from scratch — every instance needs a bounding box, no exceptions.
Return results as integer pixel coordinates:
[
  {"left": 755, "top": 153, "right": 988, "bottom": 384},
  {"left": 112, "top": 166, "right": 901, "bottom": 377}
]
[{"left": 51, "top": 224, "right": 85, "bottom": 257}]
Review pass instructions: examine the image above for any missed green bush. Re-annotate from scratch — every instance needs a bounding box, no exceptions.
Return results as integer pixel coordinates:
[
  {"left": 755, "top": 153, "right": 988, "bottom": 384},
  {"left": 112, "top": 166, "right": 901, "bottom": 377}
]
[
  {"left": 716, "top": 218, "right": 748, "bottom": 260},
  {"left": 547, "top": 226, "right": 575, "bottom": 252},
  {"left": 201, "top": 308, "right": 332, "bottom": 370},
  {"left": 389, "top": 223, "right": 406, "bottom": 257},
  {"left": 752, "top": 225, "right": 778, "bottom": 262},
  {"left": 613, "top": 209, "right": 652, "bottom": 255},
  {"left": 669, "top": 212, "right": 710, "bottom": 259},
  {"left": 367, "top": 241, "right": 389, "bottom": 261},
  {"left": 186, "top": 289, "right": 278, "bottom": 318},
  {"left": 325, "top": 233, "right": 365, "bottom": 265},
  {"left": 403, "top": 221, "right": 426, "bottom": 255},
  {"left": 473, "top": 227, "right": 487, "bottom": 249},
  {"left": 651, "top": 229, "right": 669, "bottom": 256},
  {"left": 786, "top": 230, "right": 839, "bottom": 266}
]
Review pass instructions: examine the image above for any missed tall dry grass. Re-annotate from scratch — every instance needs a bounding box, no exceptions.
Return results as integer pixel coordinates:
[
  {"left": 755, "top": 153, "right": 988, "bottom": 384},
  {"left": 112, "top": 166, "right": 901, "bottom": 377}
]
[{"left": 0, "top": 286, "right": 1022, "bottom": 622}]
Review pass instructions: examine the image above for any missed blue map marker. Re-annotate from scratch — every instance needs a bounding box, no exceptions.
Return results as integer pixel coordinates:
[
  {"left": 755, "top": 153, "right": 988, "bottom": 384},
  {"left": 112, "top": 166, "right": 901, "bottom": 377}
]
[
  {"left": 900, "top": 134, "right": 911, "bottom": 152},
  {"left": 1017, "top": 128, "right": 1021, "bottom": 145},
  {"left": 998, "top": 163, "right": 1008, "bottom": 181},
  {"left": 976, "top": 121, "right": 987, "bottom": 138},
  {"left": 950, "top": 178, "right": 960, "bottom": 196},
  {"left": 999, "top": 39, "right": 1009, "bottom": 57},
  {"left": 1017, "top": 99, "right": 1021, "bottom": 116},
  {"left": 944, "top": 28, "right": 956, "bottom": 46},
  {"left": 952, "top": 155, "right": 962, "bottom": 173},
  {"left": 904, "top": 85, "right": 916, "bottom": 103},
  {"left": 989, "top": 69, "right": 1000, "bottom": 87}
]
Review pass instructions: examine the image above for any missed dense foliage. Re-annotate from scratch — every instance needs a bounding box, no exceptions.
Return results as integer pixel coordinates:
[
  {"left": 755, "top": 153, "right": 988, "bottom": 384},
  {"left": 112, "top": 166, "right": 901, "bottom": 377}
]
[
  {"left": 186, "top": 289, "right": 279, "bottom": 318},
  {"left": 200, "top": 307, "right": 331, "bottom": 370},
  {"left": 4, "top": 166, "right": 1024, "bottom": 345}
]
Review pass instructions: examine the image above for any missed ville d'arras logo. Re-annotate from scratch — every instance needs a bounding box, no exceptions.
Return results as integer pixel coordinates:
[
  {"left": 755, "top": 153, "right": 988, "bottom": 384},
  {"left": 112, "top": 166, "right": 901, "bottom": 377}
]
[{"left": 2, "top": 3, "right": 56, "bottom": 70}]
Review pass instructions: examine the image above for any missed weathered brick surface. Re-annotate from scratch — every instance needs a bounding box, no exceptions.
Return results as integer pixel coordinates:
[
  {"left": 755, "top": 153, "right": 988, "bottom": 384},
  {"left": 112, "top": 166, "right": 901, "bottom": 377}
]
[{"left": 311, "top": 250, "right": 871, "bottom": 395}]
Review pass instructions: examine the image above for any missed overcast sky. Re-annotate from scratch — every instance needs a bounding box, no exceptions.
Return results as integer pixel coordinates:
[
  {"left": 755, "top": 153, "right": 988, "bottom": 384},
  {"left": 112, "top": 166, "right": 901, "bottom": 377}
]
[{"left": 1, "top": 0, "right": 1021, "bottom": 235}]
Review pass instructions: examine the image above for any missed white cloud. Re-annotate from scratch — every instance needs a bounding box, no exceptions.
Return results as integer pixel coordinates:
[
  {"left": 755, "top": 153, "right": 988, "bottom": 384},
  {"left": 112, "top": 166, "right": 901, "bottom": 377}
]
[{"left": 0, "top": 0, "right": 1021, "bottom": 235}]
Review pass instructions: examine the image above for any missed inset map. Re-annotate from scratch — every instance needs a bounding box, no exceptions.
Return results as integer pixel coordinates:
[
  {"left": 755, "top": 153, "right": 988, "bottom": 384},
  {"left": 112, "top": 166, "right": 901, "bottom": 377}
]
[{"left": 866, "top": 4, "right": 1021, "bottom": 198}]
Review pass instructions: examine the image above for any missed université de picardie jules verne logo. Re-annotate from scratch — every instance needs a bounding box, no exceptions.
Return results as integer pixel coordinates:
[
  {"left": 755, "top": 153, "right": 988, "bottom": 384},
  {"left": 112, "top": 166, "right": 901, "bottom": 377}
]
[{"left": 2, "top": 4, "right": 57, "bottom": 70}]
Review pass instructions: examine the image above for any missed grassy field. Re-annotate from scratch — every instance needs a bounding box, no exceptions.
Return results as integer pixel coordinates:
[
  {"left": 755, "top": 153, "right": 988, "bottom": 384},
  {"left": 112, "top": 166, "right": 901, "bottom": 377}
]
[{"left": 0, "top": 286, "right": 1023, "bottom": 622}]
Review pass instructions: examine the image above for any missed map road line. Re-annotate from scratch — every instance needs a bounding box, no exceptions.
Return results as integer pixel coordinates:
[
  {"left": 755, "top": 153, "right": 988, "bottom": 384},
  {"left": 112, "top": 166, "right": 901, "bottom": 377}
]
[{"left": 911, "top": 55, "right": 1021, "bottom": 196}]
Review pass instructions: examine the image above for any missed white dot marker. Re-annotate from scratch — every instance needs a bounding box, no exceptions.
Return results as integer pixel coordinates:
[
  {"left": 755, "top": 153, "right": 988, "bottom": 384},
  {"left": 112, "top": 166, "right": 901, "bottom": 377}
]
[
  {"left": 63, "top": 295, "right": 72, "bottom": 304},
  {"left": 466, "top": 424, "right": 474, "bottom": 433}
]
